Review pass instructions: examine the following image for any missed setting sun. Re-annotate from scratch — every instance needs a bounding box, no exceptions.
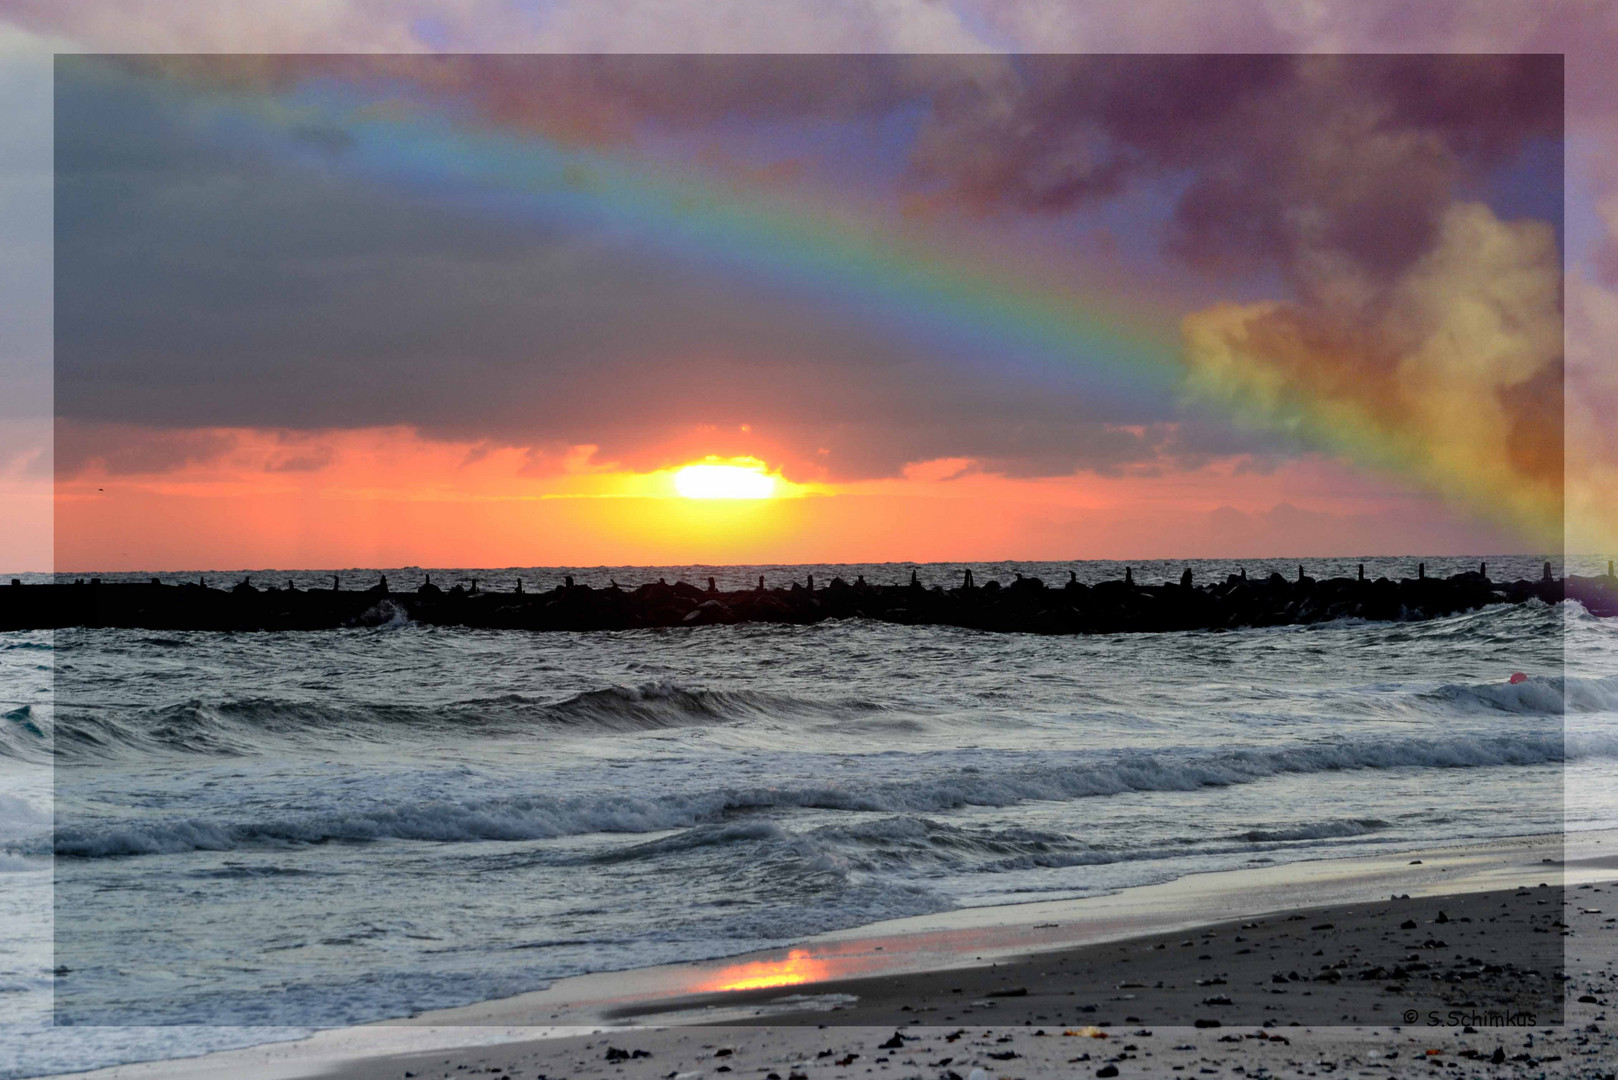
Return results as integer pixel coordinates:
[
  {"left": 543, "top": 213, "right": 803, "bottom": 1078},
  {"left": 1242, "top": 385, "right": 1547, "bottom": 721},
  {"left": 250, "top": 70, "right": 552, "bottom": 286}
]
[{"left": 673, "top": 460, "right": 778, "bottom": 499}]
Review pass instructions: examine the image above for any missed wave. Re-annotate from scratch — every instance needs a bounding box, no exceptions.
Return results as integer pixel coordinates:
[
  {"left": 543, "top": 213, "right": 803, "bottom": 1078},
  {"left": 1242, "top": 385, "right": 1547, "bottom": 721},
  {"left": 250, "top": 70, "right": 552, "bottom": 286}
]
[
  {"left": 14, "top": 681, "right": 890, "bottom": 762},
  {"left": 0, "top": 852, "right": 46, "bottom": 872},
  {"left": 50, "top": 729, "right": 1606, "bottom": 859},
  {"left": 35, "top": 668, "right": 1609, "bottom": 766},
  {"left": 1419, "top": 673, "right": 1618, "bottom": 715},
  {"left": 346, "top": 598, "right": 414, "bottom": 629},
  {"left": 1234, "top": 817, "right": 1389, "bottom": 842},
  {"left": 586, "top": 820, "right": 791, "bottom": 863},
  {"left": 531, "top": 813, "right": 1302, "bottom": 879},
  {"left": 800, "top": 813, "right": 1400, "bottom": 874},
  {"left": 542, "top": 682, "right": 883, "bottom": 730}
]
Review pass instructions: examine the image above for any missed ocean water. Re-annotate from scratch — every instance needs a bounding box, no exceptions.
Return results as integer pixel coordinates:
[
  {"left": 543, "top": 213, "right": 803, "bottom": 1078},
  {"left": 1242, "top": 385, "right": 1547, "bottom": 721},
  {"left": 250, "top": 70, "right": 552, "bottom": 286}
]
[{"left": 2, "top": 556, "right": 1616, "bottom": 1077}]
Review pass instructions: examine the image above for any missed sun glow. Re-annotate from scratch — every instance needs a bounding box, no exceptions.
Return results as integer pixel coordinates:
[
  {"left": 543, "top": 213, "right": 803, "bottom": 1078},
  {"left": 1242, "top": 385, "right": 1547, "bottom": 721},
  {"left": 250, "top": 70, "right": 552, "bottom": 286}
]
[{"left": 673, "top": 459, "right": 778, "bottom": 499}]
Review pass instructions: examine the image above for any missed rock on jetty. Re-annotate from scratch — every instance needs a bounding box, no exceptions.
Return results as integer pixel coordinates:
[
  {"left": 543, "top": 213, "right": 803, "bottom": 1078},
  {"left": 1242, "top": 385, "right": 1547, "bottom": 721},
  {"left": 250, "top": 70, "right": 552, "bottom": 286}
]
[{"left": 3, "top": 566, "right": 1614, "bottom": 634}]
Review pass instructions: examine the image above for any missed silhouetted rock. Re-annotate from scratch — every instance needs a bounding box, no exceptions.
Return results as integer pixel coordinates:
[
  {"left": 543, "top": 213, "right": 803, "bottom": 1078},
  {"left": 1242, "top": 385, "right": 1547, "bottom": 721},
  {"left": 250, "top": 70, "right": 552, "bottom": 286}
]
[{"left": 5, "top": 567, "right": 1609, "bottom": 635}]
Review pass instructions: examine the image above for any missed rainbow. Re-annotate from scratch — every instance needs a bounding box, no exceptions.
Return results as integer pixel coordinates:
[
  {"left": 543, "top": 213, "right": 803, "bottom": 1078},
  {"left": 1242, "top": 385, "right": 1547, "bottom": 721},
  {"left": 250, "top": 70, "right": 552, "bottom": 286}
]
[
  {"left": 89, "top": 58, "right": 1568, "bottom": 547},
  {"left": 130, "top": 59, "right": 1187, "bottom": 403}
]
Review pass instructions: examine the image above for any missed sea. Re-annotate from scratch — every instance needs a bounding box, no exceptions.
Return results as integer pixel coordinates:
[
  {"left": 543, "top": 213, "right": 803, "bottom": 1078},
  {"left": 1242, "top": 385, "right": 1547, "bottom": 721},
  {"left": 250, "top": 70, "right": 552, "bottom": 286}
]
[{"left": 2, "top": 555, "right": 1615, "bottom": 1078}]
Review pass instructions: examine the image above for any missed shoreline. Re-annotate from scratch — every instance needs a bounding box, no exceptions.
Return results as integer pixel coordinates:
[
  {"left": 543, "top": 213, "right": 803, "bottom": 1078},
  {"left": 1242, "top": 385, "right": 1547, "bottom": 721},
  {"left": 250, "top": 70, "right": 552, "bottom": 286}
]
[
  {"left": 52, "top": 829, "right": 1618, "bottom": 1080},
  {"left": 401, "top": 830, "right": 1587, "bottom": 1028}
]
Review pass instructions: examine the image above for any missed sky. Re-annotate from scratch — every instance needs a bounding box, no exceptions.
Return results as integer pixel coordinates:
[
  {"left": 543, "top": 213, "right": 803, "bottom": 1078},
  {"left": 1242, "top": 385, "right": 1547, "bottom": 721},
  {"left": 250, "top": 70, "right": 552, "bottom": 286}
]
[{"left": 0, "top": 5, "right": 1610, "bottom": 570}]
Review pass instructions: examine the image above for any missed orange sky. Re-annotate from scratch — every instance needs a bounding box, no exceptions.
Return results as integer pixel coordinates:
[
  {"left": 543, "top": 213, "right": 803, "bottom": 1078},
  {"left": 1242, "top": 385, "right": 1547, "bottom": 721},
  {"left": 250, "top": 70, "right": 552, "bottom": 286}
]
[{"left": 47, "top": 425, "right": 1522, "bottom": 571}]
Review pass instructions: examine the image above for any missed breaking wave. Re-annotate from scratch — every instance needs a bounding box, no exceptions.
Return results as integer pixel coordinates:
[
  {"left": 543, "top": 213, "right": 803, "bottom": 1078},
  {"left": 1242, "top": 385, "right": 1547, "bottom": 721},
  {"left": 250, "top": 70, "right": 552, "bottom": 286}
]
[
  {"left": 14, "top": 681, "right": 889, "bottom": 763},
  {"left": 1234, "top": 817, "right": 1390, "bottom": 842},
  {"left": 1419, "top": 673, "right": 1618, "bottom": 715},
  {"left": 51, "top": 729, "right": 1603, "bottom": 859}
]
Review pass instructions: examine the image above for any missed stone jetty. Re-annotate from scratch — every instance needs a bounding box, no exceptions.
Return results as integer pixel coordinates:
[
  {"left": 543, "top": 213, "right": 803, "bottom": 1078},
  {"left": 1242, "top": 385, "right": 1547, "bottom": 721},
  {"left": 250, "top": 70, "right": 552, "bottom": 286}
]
[{"left": 3, "top": 566, "right": 1614, "bottom": 634}]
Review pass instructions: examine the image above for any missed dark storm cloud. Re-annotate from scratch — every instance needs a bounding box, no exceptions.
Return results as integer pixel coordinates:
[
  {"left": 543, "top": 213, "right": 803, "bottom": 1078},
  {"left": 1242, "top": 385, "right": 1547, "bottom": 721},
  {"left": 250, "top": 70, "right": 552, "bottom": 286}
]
[{"left": 906, "top": 54, "right": 1561, "bottom": 297}]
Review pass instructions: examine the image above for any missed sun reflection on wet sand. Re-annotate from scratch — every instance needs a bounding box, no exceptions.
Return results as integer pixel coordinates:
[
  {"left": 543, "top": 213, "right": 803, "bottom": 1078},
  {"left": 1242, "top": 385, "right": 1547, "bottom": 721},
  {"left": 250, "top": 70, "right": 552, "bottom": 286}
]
[
  {"left": 698, "top": 948, "right": 832, "bottom": 992},
  {"left": 684, "top": 926, "right": 1073, "bottom": 997}
]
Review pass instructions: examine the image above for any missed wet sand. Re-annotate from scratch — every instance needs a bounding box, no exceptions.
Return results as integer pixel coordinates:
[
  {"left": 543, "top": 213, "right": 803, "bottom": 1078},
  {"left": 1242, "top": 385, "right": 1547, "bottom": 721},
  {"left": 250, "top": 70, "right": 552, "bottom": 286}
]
[
  {"left": 615, "top": 885, "right": 1569, "bottom": 1028},
  {"left": 296, "top": 885, "right": 1618, "bottom": 1080},
  {"left": 302, "top": 883, "right": 1618, "bottom": 1080},
  {"left": 60, "top": 833, "right": 1618, "bottom": 1080}
]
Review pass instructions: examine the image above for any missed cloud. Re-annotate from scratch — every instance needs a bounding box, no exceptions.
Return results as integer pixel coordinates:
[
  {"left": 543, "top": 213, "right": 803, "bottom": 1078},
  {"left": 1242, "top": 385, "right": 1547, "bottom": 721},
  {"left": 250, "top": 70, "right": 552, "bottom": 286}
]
[
  {"left": 60, "top": 55, "right": 1318, "bottom": 485},
  {"left": 943, "top": 6, "right": 1610, "bottom": 550},
  {"left": 103, "top": 54, "right": 1560, "bottom": 307},
  {"left": 54, "top": 421, "right": 240, "bottom": 477},
  {"left": 1567, "top": 269, "right": 1618, "bottom": 552},
  {"left": 1, "top": 0, "right": 986, "bottom": 55},
  {"left": 264, "top": 446, "right": 336, "bottom": 472},
  {"left": 903, "top": 55, "right": 1559, "bottom": 295},
  {"left": 35, "top": 45, "right": 1604, "bottom": 548},
  {"left": 1181, "top": 201, "right": 1562, "bottom": 544}
]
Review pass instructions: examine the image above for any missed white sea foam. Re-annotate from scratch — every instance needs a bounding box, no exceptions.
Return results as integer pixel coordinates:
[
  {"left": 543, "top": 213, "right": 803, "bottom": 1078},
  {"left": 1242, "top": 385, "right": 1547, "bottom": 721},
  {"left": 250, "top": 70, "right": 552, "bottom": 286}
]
[{"left": 1422, "top": 673, "right": 1618, "bottom": 714}]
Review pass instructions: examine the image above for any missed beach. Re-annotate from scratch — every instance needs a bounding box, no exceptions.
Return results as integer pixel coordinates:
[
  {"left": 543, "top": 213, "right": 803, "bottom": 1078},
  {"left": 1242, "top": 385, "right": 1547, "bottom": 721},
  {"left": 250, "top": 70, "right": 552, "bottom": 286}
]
[
  {"left": 14, "top": 32, "right": 1615, "bottom": 1080},
  {"left": 4, "top": 561, "right": 1611, "bottom": 1078},
  {"left": 57, "top": 829, "right": 1618, "bottom": 1080},
  {"left": 14, "top": 36, "right": 1612, "bottom": 1080}
]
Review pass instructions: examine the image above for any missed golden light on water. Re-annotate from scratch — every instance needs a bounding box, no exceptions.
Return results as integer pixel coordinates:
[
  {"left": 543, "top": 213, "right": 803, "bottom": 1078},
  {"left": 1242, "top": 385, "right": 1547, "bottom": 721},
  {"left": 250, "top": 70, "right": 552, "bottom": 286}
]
[{"left": 673, "top": 459, "right": 778, "bottom": 500}]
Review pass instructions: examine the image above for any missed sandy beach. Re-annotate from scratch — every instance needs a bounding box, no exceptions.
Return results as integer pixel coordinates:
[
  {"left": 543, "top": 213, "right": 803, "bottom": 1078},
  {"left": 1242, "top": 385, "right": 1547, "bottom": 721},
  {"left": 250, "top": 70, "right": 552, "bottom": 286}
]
[{"left": 58, "top": 830, "right": 1618, "bottom": 1080}]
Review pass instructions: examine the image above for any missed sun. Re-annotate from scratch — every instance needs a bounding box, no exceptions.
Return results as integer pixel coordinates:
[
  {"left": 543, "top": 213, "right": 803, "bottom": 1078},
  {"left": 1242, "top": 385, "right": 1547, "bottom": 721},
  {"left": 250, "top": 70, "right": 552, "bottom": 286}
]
[{"left": 673, "top": 460, "right": 778, "bottom": 499}]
